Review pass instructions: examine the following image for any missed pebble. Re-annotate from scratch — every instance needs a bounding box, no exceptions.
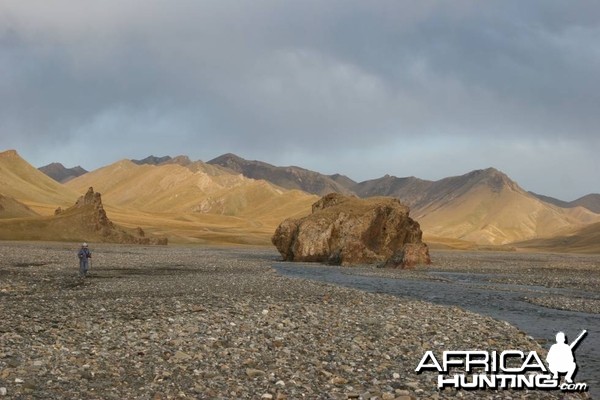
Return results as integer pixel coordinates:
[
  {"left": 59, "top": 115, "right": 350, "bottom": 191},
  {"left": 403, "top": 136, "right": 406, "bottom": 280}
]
[{"left": 245, "top": 368, "right": 266, "bottom": 378}]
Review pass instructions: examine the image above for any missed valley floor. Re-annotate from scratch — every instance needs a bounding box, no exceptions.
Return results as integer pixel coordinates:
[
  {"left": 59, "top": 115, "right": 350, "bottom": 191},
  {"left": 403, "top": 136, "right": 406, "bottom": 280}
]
[{"left": 0, "top": 242, "right": 593, "bottom": 399}]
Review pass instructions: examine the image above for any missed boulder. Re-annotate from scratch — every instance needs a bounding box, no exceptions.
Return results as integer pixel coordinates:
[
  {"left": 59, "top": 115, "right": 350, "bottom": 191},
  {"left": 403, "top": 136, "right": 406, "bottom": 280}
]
[{"left": 272, "top": 193, "right": 430, "bottom": 267}]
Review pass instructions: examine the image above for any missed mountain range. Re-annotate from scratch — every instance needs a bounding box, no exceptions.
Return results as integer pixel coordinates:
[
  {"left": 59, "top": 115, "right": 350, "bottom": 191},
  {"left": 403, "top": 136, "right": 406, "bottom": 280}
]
[
  {"left": 139, "top": 153, "right": 600, "bottom": 248},
  {"left": 204, "top": 153, "right": 599, "bottom": 215},
  {"left": 2, "top": 149, "right": 598, "bottom": 251}
]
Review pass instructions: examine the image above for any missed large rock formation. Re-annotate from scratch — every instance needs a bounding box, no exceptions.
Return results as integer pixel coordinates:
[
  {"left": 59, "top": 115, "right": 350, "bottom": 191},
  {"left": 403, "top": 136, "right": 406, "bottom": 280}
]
[
  {"left": 272, "top": 193, "right": 430, "bottom": 268},
  {"left": 56, "top": 187, "right": 168, "bottom": 245}
]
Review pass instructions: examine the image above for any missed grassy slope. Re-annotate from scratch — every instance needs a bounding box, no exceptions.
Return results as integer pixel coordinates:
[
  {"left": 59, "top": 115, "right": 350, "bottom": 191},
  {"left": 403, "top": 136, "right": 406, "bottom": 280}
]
[
  {"left": 0, "top": 194, "right": 40, "bottom": 219},
  {"left": 513, "top": 222, "right": 600, "bottom": 253},
  {"left": 415, "top": 184, "right": 599, "bottom": 246},
  {"left": 0, "top": 150, "right": 81, "bottom": 214}
]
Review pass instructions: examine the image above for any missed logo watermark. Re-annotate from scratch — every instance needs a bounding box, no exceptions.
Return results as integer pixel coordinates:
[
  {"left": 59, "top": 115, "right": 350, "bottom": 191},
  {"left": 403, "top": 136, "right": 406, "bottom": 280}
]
[{"left": 415, "top": 330, "right": 588, "bottom": 392}]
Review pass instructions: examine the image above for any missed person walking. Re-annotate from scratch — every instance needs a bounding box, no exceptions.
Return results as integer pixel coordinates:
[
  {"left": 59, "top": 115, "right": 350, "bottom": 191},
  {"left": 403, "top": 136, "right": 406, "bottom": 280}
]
[{"left": 78, "top": 242, "right": 92, "bottom": 278}]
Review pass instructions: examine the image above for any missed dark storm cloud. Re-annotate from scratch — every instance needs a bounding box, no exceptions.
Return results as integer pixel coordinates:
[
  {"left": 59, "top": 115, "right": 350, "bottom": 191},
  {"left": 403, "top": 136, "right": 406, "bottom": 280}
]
[{"left": 1, "top": 0, "right": 598, "bottom": 199}]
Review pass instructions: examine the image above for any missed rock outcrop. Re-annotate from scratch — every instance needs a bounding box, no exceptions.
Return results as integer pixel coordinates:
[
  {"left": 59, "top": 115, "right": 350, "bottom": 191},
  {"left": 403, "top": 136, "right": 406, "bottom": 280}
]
[
  {"left": 58, "top": 187, "right": 168, "bottom": 245},
  {"left": 71, "top": 187, "right": 115, "bottom": 232},
  {"left": 272, "top": 193, "right": 430, "bottom": 268}
]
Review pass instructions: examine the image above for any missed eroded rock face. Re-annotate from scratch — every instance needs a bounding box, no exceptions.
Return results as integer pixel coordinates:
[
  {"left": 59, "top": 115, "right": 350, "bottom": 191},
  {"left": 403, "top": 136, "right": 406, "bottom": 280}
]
[
  {"left": 272, "top": 193, "right": 430, "bottom": 268},
  {"left": 66, "top": 187, "right": 168, "bottom": 245},
  {"left": 73, "top": 187, "right": 115, "bottom": 232}
]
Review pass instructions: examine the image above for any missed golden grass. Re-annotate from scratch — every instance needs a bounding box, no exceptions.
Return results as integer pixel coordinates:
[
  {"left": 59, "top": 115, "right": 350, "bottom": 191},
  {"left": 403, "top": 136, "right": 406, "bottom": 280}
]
[
  {"left": 513, "top": 222, "right": 600, "bottom": 253},
  {"left": 0, "top": 150, "right": 81, "bottom": 214},
  {"left": 0, "top": 194, "right": 39, "bottom": 219},
  {"left": 63, "top": 159, "right": 318, "bottom": 245}
]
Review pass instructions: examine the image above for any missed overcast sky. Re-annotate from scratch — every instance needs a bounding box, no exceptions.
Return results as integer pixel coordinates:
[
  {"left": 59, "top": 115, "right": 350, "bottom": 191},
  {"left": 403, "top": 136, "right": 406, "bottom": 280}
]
[{"left": 2, "top": 1, "right": 599, "bottom": 200}]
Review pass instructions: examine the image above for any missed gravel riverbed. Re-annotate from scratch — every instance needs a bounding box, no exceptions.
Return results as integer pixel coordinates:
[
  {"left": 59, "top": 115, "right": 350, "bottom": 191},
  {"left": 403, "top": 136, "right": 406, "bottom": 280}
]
[
  {"left": 0, "top": 242, "right": 592, "bottom": 399},
  {"left": 346, "top": 251, "right": 600, "bottom": 314}
]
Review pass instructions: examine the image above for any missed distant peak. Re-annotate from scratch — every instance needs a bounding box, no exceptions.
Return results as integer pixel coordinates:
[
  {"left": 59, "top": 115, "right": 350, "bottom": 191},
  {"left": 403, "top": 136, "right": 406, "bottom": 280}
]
[
  {"left": 466, "top": 167, "right": 508, "bottom": 179},
  {"left": 222, "top": 152, "right": 241, "bottom": 158},
  {"left": 471, "top": 167, "right": 501, "bottom": 175},
  {"left": 209, "top": 153, "right": 245, "bottom": 163},
  {"left": 465, "top": 167, "right": 519, "bottom": 193},
  {"left": 131, "top": 155, "right": 173, "bottom": 165},
  {"left": 165, "top": 155, "right": 192, "bottom": 166},
  {"left": 0, "top": 149, "right": 19, "bottom": 158}
]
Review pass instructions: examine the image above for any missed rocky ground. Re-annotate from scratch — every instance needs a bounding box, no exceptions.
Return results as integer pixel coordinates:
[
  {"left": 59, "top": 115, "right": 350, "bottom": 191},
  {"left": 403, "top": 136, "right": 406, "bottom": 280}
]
[{"left": 0, "top": 242, "right": 593, "bottom": 399}]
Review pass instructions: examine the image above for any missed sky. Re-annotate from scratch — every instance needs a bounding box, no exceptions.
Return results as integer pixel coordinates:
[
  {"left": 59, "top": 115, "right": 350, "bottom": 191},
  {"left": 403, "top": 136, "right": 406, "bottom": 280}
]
[{"left": 1, "top": 1, "right": 599, "bottom": 201}]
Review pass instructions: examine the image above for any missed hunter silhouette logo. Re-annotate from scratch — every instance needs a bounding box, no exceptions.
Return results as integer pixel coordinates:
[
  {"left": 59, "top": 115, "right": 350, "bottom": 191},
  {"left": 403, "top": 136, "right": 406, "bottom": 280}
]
[
  {"left": 546, "top": 330, "right": 587, "bottom": 384},
  {"left": 415, "top": 329, "right": 589, "bottom": 392}
]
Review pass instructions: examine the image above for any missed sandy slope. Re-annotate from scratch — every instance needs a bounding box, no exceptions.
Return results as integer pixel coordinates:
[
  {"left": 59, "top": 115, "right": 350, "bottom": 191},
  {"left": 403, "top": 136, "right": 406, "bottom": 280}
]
[
  {"left": 414, "top": 174, "right": 599, "bottom": 245},
  {"left": 64, "top": 159, "right": 318, "bottom": 244},
  {"left": 0, "top": 150, "right": 81, "bottom": 214}
]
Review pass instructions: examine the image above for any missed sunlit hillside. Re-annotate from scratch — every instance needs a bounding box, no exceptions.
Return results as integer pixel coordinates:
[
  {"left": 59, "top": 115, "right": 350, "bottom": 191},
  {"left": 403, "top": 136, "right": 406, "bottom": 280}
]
[
  {"left": 0, "top": 194, "right": 39, "bottom": 219},
  {"left": 65, "top": 159, "right": 319, "bottom": 244},
  {"left": 0, "top": 190, "right": 159, "bottom": 244},
  {"left": 66, "top": 159, "right": 310, "bottom": 213},
  {"left": 0, "top": 150, "right": 81, "bottom": 214},
  {"left": 514, "top": 222, "right": 600, "bottom": 253},
  {"left": 413, "top": 170, "right": 599, "bottom": 245}
]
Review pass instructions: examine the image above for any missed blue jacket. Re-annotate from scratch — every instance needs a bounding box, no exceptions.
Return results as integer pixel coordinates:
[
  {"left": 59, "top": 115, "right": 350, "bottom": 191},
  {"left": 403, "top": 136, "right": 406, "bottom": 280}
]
[{"left": 78, "top": 248, "right": 91, "bottom": 260}]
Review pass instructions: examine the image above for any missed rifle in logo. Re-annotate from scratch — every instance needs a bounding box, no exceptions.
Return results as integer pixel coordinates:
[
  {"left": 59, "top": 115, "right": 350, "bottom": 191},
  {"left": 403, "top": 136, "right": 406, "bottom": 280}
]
[{"left": 546, "top": 330, "right": 587, "bottom": 384}]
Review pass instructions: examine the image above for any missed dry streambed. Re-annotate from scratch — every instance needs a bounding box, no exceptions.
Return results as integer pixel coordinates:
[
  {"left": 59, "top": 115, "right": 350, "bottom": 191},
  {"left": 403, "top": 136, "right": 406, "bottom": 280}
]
[{"left": 0, "top": 242, "right": 591, "bottom": 399}]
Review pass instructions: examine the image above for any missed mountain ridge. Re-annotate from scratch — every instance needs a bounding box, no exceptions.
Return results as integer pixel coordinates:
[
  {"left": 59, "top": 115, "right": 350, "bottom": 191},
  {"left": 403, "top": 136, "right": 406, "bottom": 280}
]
[
  {"left": 208, "top": 153, "right": 355, "bottom": 196},
  {"left": 38, "top": 152, "right": 598, "bottom": 213},
  {"left": 38, "top": 162, "right": 87, "bottom": 183},
  {"left": 529, "top": 192, "right": 600, "bottom": 214}
]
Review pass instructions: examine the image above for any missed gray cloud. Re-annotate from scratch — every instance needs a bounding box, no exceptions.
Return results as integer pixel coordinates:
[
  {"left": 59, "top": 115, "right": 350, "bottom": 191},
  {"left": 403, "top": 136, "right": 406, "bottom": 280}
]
[{"left": 1, "top": 0, "right": 599, "bottom": 200}]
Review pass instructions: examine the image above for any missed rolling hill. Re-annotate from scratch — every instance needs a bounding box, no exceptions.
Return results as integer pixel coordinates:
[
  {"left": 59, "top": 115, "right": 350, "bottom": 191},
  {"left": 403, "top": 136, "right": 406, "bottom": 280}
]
[
  {"left": 0, "top": 150, "right": 318, "bottom": 245},
  {"left": 514, "top": 222, "right": 600, "bottom": 253},
  {"left": 354, "top": 168, "right": 599, "bottom": 245},
  {"left": 0, "top": 150, "right": 81, "bottom": 214},
  {"left": 64, "top": 159, "right": 319, "bottom": 244},
  {"left": 65, "top": 159, "right": 317, "bottom": 216},
  {"left": 0, "top": 194, "right": 39, "bottom": 219},
  {"left": 0, "top": 187, "right": 165, "bottom": 244}
]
